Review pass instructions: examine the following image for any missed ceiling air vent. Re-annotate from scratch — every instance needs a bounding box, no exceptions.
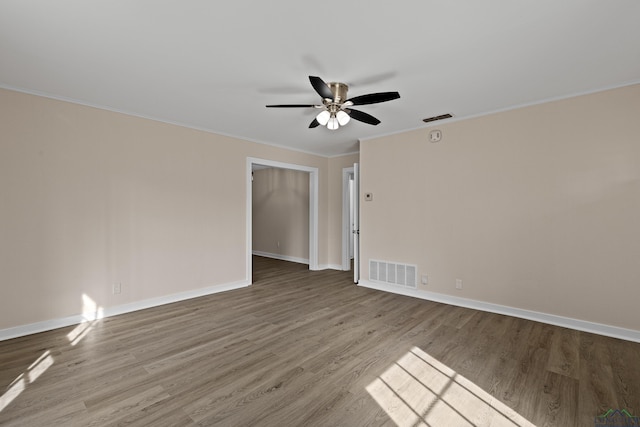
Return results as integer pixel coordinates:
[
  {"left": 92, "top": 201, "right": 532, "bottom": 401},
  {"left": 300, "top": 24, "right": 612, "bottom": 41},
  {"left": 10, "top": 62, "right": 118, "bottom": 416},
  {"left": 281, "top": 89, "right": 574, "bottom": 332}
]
[{"left": 422, "top": 113, "right": 453, "bottom": 123}]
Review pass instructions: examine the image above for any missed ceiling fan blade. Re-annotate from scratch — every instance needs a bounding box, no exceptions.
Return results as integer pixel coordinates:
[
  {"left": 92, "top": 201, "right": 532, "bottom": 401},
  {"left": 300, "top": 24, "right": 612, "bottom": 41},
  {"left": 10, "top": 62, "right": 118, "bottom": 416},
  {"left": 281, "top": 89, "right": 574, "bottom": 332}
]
[
  {"left": 309, "top": 118, "right": 321, "bottom": 128},
  {"left": 309, "top": 76, "right": 334, "bottom": 100},
  {"left": 348, "top": 109, "right": 381, "bottom": 126},
  {"left": 266, "top": 104, "right": 319, "bottom": 108},
  {"left": 345, "top": 91, "right": 400, "bottom": 106}
]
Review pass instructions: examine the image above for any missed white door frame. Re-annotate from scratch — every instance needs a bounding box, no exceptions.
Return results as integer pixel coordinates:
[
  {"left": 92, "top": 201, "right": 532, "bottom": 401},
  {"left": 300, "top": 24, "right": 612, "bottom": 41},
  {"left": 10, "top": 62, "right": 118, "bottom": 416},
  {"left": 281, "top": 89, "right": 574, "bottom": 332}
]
[
  {"left": 352, "top": 162, "right": 360, "bottom": 284},
  {"left": 341, "top": 166, "right": 354, "bottom": 271},
  {"left": 246, "top": 157, "right": 319, "bottom": 283}
]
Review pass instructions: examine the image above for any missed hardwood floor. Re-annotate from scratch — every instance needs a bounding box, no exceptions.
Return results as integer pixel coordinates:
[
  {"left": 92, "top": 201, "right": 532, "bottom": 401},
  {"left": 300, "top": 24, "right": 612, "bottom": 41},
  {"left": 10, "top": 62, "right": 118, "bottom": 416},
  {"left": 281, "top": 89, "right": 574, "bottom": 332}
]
[{"left": 1, "top": 256, "right": 639, "bottom": 426}]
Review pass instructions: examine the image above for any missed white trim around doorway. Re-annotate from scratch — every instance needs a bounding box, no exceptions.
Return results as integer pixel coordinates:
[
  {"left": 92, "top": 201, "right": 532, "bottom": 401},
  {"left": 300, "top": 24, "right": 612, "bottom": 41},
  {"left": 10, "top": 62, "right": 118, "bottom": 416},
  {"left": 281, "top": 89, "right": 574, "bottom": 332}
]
[
  {"left": 246, "top": 157, "right": 319, "bottom": 284},
  {"left": 342, "top": 166, "right": 354, "bottom": 271}
]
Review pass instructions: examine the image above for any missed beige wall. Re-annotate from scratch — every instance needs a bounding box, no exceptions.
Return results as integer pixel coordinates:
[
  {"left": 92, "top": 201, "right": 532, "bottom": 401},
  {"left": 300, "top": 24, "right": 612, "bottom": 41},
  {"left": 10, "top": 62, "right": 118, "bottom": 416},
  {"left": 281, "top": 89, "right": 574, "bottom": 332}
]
[
  {"left": 361, "top": 84, "right": 640, "bottom": 331},
  {"left": 0, "top": 88, "right": 351, "bottom": 331},
  {"left": 252, "top": 167, "right": 309, "bottom": 260},
  {"left": 12, "top": 81, "right": 635, "bottom": 335}
]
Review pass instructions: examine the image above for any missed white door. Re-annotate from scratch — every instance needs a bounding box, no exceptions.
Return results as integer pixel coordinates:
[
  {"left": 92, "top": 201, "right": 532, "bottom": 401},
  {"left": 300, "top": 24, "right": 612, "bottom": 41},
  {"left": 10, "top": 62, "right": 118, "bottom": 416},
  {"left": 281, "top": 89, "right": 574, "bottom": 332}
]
[
  {"left": 352, "top": 163, "right": 360, "bottom": 284},
  {"left": 348, "top": 174, "right": 354, "bottom": 260}
]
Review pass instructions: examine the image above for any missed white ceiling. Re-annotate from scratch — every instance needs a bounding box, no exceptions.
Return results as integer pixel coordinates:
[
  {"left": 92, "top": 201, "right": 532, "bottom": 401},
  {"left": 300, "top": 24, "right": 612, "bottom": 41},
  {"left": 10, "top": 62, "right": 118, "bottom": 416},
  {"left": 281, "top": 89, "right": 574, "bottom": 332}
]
[{"left": 1, "top": 1, "right": 639, "bottom": 157}]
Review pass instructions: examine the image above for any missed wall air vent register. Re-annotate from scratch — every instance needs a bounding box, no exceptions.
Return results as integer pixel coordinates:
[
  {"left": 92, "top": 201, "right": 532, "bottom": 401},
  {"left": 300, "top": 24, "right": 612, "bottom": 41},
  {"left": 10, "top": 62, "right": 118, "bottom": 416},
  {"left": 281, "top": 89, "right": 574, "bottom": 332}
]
[{"left": 369, "top": 259, "right": 417, "bottom": 289}]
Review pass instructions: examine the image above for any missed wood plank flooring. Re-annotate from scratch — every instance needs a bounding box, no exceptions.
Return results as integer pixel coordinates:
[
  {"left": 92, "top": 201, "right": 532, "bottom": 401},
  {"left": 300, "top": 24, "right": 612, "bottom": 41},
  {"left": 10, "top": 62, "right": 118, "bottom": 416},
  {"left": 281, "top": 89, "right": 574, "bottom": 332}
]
[{"left": 1, "top": 256, "right": 639, "bottom": 426}]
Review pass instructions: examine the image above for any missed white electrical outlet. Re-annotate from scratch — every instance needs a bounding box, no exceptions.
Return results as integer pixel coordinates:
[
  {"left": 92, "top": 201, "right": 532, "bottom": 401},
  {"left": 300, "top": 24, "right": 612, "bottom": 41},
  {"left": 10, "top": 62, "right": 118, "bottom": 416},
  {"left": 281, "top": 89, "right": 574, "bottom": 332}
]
[
  {"left": 455, "top": 279, "right": 463, "bottom": 290},
  {"left": 113, "top": 282, "right": 122, "bottom": 295},
  {"left": 421, "top": 275, "right": 428, "bottom": 285}
]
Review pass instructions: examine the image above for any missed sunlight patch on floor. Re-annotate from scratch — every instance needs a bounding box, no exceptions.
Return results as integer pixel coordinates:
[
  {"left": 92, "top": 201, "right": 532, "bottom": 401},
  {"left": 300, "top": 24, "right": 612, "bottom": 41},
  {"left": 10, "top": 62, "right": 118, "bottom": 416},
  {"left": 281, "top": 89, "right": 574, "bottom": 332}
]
[
  {"left": 27, "top": 350, "right": 54, "bottom": 383},
  {"left": 366, "top": 346, "right": 536, "bottom": 427},
  {"left": 0, "top": 377, "right": 25, "bottom": 413},
  {"left": 67, "top": 293, "right": 103, "bottom": 346},
  {"left": 0, "top": 350, "right": 53, "bottom": 413},
  {"left": 2, "top": 293, "right": 102, "bottom": 413}
]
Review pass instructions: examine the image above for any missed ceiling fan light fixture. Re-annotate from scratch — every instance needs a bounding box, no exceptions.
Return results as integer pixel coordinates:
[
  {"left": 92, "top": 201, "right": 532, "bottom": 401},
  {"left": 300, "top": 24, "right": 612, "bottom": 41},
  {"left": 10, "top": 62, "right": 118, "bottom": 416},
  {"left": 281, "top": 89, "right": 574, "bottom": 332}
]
[
  {"left": 336, "top": 110, "right": 351, "bottom": 126},
  {"left": 266, "top": 76, "right": 400, "bottom": 130},
  {"left": 316, "top": 110, "right": 331, "bottom": 126}
]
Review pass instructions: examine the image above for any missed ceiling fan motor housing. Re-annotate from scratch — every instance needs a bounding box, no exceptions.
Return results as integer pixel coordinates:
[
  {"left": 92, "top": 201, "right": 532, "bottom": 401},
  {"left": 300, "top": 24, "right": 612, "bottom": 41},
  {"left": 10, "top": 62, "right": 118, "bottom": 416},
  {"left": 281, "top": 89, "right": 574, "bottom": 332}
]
[{"left": 327, "top": 82, "right": 349, "bottom": 105}]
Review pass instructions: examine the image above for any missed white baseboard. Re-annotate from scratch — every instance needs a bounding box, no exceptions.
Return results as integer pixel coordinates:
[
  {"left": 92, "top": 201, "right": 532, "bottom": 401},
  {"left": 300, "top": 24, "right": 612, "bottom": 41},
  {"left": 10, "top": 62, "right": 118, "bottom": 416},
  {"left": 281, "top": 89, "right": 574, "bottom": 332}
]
[
  {"left": 252, "top": 250, "right": 309, "bottom": 265},
  {"left": 316, "top": 264, "right": 345, "bottom": 271},
  {"left": 0, "top": 314, "right": 87, "bottom": 342},
  {"left": 0, "top": 279, "right": 250, "bottom": 342},
  {"left": 11, "top": 276, "right": 635, "bottom": 343},
  {"left": 252, "top": 252, "right": 347, "bottom": 271},
  {"left": 358, "top": 279, "right": 640, "bottom": 343}
]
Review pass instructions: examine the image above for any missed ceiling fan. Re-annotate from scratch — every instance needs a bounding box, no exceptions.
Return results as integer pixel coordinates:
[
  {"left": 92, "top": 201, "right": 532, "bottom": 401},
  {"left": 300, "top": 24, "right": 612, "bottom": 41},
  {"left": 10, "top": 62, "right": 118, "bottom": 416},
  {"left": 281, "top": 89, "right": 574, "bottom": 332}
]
[{"left": 266, "top": 76, "right": 400, "bottom": 130}]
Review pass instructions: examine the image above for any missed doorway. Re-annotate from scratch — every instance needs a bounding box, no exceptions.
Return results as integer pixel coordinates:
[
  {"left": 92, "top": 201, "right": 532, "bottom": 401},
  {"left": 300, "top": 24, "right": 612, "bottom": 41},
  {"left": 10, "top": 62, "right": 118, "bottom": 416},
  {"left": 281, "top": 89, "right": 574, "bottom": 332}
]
[
  {"left": 342, "top": 163, "right": 360, "bottom": 283},
  {"left": 246, "top": 157, "right": 319, "bottom": 284}
]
